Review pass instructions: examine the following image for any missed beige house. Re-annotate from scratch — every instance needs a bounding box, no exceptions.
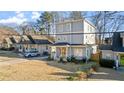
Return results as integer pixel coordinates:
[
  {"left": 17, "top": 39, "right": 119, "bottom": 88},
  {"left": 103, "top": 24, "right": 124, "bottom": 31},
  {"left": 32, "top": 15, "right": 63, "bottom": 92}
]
[
  {"left": 2, "top": 37, "right": 14, "bottom": 49},
  {"left": 18, "top": 35, "right": 54, "bottom": 55},
  {"left": 1, "top": 35, "right": 21, "bottom": 51},
  {"left": 51, "top": 18, "right": 97, "bottom": 60}
]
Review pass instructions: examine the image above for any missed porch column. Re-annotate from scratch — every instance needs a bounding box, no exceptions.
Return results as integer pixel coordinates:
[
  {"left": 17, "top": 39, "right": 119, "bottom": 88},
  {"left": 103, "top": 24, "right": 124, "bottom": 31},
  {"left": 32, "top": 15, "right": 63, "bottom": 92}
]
[{"left": 66, "top": 46, "right": 68, "bottom": 58}]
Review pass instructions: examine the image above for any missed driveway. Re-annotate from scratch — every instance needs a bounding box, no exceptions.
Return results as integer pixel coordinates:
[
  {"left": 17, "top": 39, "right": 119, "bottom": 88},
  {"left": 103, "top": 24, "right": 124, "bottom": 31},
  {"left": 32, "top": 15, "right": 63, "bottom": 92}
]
[{"left": 88, "top": 67, "right": 124, "bottom": 81}]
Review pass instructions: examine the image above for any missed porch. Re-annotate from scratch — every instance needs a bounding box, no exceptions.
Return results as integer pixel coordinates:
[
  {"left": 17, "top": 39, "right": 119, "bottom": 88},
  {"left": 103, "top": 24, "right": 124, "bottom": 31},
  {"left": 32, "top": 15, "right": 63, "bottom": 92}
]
[{"left": 51, "top": 45, "right": 92, "bottom": 60}]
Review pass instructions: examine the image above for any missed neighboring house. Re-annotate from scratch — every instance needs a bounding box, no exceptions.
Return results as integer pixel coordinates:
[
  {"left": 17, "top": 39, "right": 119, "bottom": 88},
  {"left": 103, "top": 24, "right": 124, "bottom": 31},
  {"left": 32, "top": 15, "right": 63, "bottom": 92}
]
[
  {"left": 2, "top": 37, "right": 14, "bottom": 49},
  {"left": 100, "top": 32, "right": 124, "bottom": 62},
  {"left": 18, "top": 35, "right": 53, "bottom": 55},
  {"left": 104, "top": 37, "right": 112, "bottom": 45},
  {"left": 51, "top": 18, "right": 97, "bottom": 60},
  {"left": 1, "top": 35, "right": 21, "bottom": 50}
]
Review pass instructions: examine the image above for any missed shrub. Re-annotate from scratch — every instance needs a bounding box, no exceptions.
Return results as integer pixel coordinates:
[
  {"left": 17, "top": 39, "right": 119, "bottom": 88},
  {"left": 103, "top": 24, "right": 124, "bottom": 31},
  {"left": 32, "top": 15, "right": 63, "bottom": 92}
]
[
  {"left": 60, "top": 57, "right": 64, "bottom": 61},
  {"left": 67, "top": 76, "right": 75, "bottom": 81},
  {"left": 91, "top": 63, "right": 99, "bottom": 72},
  {"left": 71, "top": 56, "right": 76, "bottom": 62},
  {"left": 100, "top": 59, "right": 115, "bottom": 68},
  {"left": 66, "top": 56, "right": 85, "bottom": 64},
  {"left": 58, "top": 57, "right": 64, "bottom": 63},
  {"left": 47, "top": 54, "right": 54, "bottom": 61},
  {"left": 82, "top": 57, "right": 87, "bottom": 63},
  {"left": 76, "top": 71, "right": 87, "bottom": 80},
  {"left": 42, "top": 51, "right": 49, "bottom": 56},
  {"left": 66, "top": 57, "right": 71, "bottom": 62}
]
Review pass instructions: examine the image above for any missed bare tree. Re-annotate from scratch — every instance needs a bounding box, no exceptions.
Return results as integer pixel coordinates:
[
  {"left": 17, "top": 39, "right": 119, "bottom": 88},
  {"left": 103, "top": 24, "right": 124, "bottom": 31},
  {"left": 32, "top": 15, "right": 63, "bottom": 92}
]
[{"left": 90, "top": 11, "right": 124, "bottom": 45}]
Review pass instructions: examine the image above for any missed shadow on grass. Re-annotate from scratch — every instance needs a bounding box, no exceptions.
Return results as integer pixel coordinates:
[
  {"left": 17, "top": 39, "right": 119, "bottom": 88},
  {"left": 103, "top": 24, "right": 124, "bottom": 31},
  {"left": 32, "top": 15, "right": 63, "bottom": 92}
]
[{"left": 50, "top": 72, "right": 75, "bottom": 76}]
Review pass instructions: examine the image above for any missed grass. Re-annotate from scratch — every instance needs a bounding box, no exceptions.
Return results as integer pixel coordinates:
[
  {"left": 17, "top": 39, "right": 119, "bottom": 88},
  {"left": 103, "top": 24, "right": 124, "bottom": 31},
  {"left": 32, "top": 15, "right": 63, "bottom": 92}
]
[
  {"left": 0, "top": 60, "right": 71, "bottom": 80},
  {"left": 120, "top": 59, "right": 124, "bottom": 66}
]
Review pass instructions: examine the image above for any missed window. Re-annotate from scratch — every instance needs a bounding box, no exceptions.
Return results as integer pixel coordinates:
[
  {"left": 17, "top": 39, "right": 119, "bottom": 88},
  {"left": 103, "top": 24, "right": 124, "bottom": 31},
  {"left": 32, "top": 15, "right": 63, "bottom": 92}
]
[
  {"left": 74, "top": 48, "right": 83, "bottom": 57},
  {"left": 64, "top": 23, "right": 70, "bottom": 32}
]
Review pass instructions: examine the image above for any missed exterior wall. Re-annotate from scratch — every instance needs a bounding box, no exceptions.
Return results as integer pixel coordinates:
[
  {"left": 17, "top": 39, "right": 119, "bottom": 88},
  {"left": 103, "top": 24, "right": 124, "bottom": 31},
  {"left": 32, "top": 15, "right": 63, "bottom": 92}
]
[
  {"left": 53, "top": 19, "right": 96, "bottom": 60},
  {"left": 55, "top": 19, "right": 96, "bottom": 45},
  {"left": 101, "top": 50, "right": 114, "bottom": 60},
  {"left": 56, "top": 34, "right": 83, "bottom": 44},
  {"left": 55, "top": 19, "right": 84, "bottom": 44},
  {"left": 52, "top": 46, "right": 93, "bottom": 60},
  {"left": 83, "top": 20, "right": 96, "bottom": 44},
  {"left": 18, "top": 44, "right": 50, "bottom": 55}
]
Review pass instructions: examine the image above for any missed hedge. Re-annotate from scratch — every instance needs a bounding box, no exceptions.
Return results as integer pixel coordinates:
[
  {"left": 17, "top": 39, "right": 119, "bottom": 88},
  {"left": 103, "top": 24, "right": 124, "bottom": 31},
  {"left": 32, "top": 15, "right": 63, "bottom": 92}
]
[{"left": 99, "top": 59, "right": 115, "bottom": 68}]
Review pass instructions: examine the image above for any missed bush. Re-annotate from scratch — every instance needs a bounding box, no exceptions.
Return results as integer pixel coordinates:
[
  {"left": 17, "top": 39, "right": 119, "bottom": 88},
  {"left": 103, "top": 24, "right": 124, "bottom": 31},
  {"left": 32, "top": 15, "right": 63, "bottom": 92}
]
[
  {"left": 91, "top": 63, "right": 99, "bottom": 71},
  {"left": 47, "top": 54, "right": 54, "bottom": 61},
  {"left": 100, "top": 59, "right": 115, "bottom": 68},
  {"left": 76, "top": 71, "right": 87, "bottom": 80},
  {"left": 66, "top": 76, "right": 75, "bottom": 81},
  {"left": 71, "top": 56, "right": 76, "bottom": 62},
  {"left": 66, "top": 57, "right": 71, "bottom": 62},
  {"left": 66, "top": 56, "right": 86, "bottom": 64},
  {"left": 42, "top": 51, "right": 49, "bottom": 56},
  {"left": 60, "top": 57, "right": 64, "bottom": 62}
]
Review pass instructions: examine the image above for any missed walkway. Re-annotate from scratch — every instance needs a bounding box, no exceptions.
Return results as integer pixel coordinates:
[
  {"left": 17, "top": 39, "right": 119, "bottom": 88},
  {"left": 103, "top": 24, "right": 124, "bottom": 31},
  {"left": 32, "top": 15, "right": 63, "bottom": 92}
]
[{"left": 89, "top": 67, "right": 124, "bottom": 81}]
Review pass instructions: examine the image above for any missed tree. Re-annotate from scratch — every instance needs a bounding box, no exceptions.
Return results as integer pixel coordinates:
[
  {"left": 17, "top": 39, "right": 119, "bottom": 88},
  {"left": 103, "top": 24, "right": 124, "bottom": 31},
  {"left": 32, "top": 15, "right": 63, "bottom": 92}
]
[
  {"left": 37, "top": 12, "right": 53, "bottom": 35},
  {"left": 90, "top": 11, "right": 124, "bottom": 44}
]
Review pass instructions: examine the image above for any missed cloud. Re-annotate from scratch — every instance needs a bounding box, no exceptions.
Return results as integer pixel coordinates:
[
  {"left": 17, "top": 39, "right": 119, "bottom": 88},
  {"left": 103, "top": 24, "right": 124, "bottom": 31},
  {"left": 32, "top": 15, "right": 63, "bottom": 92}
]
[
  {"left": 0, "top": 11, "right": 27, "bottom": 25},
  {"left": 16, "top": 12, "right": 25, "bottom": 18},
  {"left": 31, "top": 12, "right": 40, "bottom": 19}
]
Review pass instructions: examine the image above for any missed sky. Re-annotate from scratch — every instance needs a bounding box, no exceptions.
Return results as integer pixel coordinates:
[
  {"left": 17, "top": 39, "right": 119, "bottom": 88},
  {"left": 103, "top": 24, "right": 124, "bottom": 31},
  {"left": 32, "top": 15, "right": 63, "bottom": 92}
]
[{"left": 0, "top": 11, "right": 41, "bottom": 25}]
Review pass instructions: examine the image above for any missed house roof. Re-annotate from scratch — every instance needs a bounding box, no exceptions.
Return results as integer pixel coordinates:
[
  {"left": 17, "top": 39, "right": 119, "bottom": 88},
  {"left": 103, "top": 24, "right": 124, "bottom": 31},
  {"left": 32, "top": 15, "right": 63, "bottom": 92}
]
[
  {"left": 53, "top": 42, "right": 70, "bottom": 46},
  {"left": 53, "top": 42, "right": 89, "bottom": 46},
  {"left": 3, "top": 38, "right": 13, "bottom": 44},
  {"left": 28, "top": 35, "right": 53, "bottom": 44},
  {"left": 12, "top": 36, "right": 21, "bottom": 43},
  {"left": 99, "top": 45, "right": 112, "bottom": 50},
  {"left": 19, "top": 35, "right": 33, "bottom": 44},
  {"left": 19, "top": 35, "right": 53, "bottom": 45}
]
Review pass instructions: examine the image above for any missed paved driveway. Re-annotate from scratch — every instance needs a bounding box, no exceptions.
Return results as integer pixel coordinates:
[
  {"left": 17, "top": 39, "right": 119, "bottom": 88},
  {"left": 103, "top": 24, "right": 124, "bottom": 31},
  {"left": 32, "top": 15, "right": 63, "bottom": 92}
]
[{"left": 89, "top": 67, "right": 124, "bottom": 81}]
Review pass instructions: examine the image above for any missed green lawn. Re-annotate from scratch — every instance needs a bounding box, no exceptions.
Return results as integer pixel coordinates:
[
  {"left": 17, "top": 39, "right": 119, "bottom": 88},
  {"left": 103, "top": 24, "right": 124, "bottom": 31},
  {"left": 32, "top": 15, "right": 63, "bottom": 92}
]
[{"left": 120, "top": 58, "right": 124, "bottom": 66}]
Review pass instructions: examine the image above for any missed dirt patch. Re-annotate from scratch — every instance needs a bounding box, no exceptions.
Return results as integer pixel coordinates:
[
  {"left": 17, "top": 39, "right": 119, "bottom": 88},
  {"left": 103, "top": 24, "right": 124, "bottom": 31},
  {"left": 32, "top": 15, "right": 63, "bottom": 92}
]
[{"left": 0, "top": 60, "right": 71, "bottom": 80}]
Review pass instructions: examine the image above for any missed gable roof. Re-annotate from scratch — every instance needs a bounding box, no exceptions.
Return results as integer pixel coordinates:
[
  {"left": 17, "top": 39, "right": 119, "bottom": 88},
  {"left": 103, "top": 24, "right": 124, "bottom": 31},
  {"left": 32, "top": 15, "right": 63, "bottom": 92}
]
[
  {"left": 19, "top": 35, "right": 53, "bottom": 45},
  {"left": 12, "top": 36, "right": 21, "bottom": 43},
  {"left": 19, "top": 35, "right": 33, "bottom": 44}
]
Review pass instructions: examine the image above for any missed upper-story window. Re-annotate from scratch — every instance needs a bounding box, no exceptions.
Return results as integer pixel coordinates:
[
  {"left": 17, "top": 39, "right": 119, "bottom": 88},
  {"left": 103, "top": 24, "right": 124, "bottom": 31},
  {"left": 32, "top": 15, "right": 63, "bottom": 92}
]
[
  {"left": 63, "top": 23, "right": 70, "bottom": 32},
  {"left": 56, "top": 24, "right": 63, "bottom": 33},
  {"left": 72, "top": 21, "right": 83, "bottom": 32}
]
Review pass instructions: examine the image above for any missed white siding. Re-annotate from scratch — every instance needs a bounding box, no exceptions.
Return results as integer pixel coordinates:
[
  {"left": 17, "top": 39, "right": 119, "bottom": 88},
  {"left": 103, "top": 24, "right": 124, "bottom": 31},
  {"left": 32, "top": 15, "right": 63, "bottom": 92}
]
[
  {"left": 83, "top": 20, "right": 96, "bottom": 44},
  {"left": 102, "top": 50, "right": 114, "bottom": 60},
  {"left": 72, "top": 21, "right": 83, "bottom": 32}
]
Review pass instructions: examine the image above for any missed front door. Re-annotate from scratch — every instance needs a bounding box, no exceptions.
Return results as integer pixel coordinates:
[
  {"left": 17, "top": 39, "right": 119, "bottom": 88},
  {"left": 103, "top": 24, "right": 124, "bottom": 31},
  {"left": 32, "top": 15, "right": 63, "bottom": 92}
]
[
  {"left": 61, "top": 47, "right": 66, "bottom": 57},
  {"left": 56, "top": 47, "right": 67, "bottom": 58}
]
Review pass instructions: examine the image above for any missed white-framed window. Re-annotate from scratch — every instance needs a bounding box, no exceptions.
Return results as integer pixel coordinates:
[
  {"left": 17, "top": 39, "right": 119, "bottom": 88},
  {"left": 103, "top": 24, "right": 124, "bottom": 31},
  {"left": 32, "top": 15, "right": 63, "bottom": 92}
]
[
  {"left": 64, "top": 23, "right": 70, "bottom": 32},
  {"left": 74, "top": 48, "right": 83, "bottom": 57}
]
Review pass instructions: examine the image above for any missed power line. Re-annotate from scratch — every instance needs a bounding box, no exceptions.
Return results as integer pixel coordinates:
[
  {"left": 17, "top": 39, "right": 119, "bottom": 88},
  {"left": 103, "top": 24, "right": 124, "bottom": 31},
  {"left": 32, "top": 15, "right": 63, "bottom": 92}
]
[{"left": 1, "top": 31, "right": 123, "bottom": 36}]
